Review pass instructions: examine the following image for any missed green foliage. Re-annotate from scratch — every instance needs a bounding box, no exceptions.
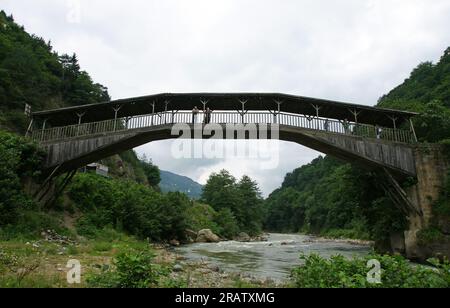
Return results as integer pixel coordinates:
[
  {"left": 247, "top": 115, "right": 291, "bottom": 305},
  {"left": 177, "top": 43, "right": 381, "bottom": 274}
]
[
  {"left": 0, "top": 210, "right": 65, "bottom": 240},
  {"left": 202, "top": 170, "right": 265, "bottom": 237},
  {"left": 418, "top": 227, "right": 445, "bottom": 244},
  {"left": 264, "top": 156, "right": 395, "bottom": 240},
  {"left": 68, "top": 173, "right": 190, "bottom": 241},
  {"left": 0, "top": 250, "right": 41, "bottom": 287},
  {"left": 87, "top": 249, "right": 185, "bottom": 288},
  {"left": 184, "top": 203, "right": 220, "bottom": 234},
  {"left": 139, "top": 156, "right": 161, "bottom": 187},
  {"left": 215, "top": 208, "right": 240, "bottom": 239},
  {"left": 433, "top": 171, "right": 450, "bottom": 216},
  {"left": 379, "top": 48, "right": 450, "bottom": 143},
  {"left": 113, "top": 251, "right": 159, "bottom": 288},
  {"left": 292, "top": 253, "right": 450, "bottom": 288},
  {"left": 0, "top": 130, "right": 44, "bottom": 227}
]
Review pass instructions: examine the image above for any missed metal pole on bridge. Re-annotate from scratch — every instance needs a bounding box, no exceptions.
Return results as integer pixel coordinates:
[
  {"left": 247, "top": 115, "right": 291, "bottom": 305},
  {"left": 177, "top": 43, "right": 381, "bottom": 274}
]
[
  {"left": 272, "top": 100, "right": 282, "bottom": 124},
  {"left": 311, "top": 104, "right": 322, "bottom": 129},
  {"left": 409, "top": 118, "right": 418, "bottom": 143},
  {"left": 239, "top": 100, "right": 248, "bottom": 123},
  {"left": 150, "top": 102, "right": 155, "bottom": 126},
  {"left": 113, "top": 105, "right": 122, "bottom": 132},
  {"left": 41, "top": 119, "right": 47, "bottom": 141},
  {"left": 387, "top": 115, "right": 398, "bottom": 142},
  {"left": 76, "top": 112, "right": 85, "bottom": 136},
  {"left": 164, "top": 100, "right": 170, "bottom": 124}
]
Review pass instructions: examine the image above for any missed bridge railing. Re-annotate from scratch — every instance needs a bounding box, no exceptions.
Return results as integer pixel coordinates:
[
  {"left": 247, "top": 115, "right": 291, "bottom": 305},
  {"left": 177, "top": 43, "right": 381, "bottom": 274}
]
[{"left": 31, "top": 111, "right": 414, "bottom": 143}]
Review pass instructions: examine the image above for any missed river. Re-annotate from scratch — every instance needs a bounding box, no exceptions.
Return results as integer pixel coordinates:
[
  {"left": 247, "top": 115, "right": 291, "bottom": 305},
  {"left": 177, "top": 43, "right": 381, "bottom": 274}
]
[{"left": 174, "top": 233, "right": 371, "bottom": 281}]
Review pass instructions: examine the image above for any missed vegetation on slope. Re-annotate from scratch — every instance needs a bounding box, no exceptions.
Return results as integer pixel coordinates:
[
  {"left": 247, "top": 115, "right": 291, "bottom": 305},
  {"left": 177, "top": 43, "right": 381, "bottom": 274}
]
[
  {"left": 159, "top": 170, "right": 203, "bottom": 199},
  {"left": 0, "top": 131, "right": 45, "bottom": 230}
]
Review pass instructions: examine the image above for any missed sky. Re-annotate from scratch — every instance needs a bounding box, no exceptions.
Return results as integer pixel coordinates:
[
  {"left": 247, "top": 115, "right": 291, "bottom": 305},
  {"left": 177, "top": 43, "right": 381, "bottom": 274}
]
[{"left": 2, "top": 0, "right": 450, "bottom": 196}]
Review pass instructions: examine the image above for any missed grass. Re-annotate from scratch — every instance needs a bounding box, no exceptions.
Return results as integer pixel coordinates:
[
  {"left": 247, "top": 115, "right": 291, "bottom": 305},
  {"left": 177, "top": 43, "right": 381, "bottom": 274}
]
[
  {"left": 320, "top": 228, "right": 372, "bottom": 241},
  {"left": 0, "top": 232, "right": 286, "bottom": 288},
  {"left": 0, "top": 231, "right": 147, "bottom": 288}
]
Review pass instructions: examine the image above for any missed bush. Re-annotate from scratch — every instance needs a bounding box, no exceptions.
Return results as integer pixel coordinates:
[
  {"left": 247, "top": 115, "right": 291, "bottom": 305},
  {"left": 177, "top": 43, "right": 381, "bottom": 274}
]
[
  {"left": 291, "top": 253, "right": 449, "bottom": 288},
  {"left": 185, "top": 203, "right": 220, "bottom": 234},
  {"left": 215, "top": 208, "right": 239, "bottom": 239},
  {"left": 0, "top": 210, "right": 66, "bottom": 240},
  {"left": 0, "top": 130, "right": 44, "bottom": 226},
  {"left": 69, "top": 173, "right": 191, "bottom": 241},
  {"left": 86, "top": 250, "right": 185, "bottom": 288}
]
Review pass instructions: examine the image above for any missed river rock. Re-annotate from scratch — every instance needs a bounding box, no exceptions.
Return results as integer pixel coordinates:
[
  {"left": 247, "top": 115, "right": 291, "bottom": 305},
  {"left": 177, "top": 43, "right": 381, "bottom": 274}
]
[
  {"left": 185, "top": 229, "right": 198, "bottom": 238},
  {"left": 169, "top": 239, "right": 180, "bottom": 247},
  {"left": 173, "top": 264, "right": 183, "bottom": 272},
  {"left": 196, "top": 229, "right": 220, "bottom": 243},
  {"left": 235, "top": 232, "right": 251, "bottom": 242}
]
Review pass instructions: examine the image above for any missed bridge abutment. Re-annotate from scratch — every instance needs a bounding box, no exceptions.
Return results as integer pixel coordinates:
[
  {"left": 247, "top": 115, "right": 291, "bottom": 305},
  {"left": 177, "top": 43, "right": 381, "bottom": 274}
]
[{"left": 401, "top": 145, "right": 450, "bottom": 260}]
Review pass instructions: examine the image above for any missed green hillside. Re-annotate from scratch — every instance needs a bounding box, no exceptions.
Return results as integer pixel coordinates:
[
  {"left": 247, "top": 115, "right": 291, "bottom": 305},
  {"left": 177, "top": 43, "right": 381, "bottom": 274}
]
[{"left": 159, "top": 170, "right": 203, "bottom": 199}]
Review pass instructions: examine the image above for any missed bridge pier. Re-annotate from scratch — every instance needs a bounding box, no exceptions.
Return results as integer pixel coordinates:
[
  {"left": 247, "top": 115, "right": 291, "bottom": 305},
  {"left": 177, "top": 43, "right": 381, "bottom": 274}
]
[{"left": 400, "top": 145, "right": 450, "bottom": 260}]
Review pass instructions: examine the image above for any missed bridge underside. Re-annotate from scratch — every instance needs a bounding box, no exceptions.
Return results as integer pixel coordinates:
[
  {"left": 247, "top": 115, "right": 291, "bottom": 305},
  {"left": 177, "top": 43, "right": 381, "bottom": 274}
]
[{"left": 40, "top": 124, "right": 416, "bottom": 180}]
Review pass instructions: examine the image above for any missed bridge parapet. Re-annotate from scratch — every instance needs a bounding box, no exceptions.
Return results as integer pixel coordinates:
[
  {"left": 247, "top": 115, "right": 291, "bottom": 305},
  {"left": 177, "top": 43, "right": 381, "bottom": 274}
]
[{"left": 31, "top": 111, "right": 414, "bottom": 145}]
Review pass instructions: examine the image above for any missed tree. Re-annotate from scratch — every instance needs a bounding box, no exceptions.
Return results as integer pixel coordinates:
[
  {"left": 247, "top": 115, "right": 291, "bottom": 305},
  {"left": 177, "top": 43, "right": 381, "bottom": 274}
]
[
  {"left": 140, "top": 155, "right": 161, "bottom": 187},
  {"left": 236, "top": 175, "right": 264, "bottom": 235},
  {"left": 215, "top": 208, "right": 239, "bottom": 239},
  {"left": 201, "top": 170, "right": 239, "bottom": 212}
]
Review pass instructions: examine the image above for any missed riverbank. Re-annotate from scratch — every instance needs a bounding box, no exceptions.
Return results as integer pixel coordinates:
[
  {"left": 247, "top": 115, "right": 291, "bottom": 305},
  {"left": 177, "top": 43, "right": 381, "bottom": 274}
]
[
  {"left": 2, "top": 232, "right": 447, "bottom": 288},
  {"left": 302, "top": 235, "right": 374, "bottom": 246},
  {"left": 0, "top": 233, "right": 281, "bottom": 288}
]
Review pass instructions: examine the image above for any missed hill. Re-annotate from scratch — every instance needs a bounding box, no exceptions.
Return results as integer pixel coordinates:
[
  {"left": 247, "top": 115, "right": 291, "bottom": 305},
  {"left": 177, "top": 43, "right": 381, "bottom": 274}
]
[{"left": 159, "top": 170, "right": 203, "bottom": 199}]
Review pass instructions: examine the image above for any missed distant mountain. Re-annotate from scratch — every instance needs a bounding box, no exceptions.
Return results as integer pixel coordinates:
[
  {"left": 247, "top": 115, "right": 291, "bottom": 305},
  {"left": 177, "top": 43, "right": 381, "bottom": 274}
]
[{"left": 159, "top": 170, "right": 203, "bottom": 199}]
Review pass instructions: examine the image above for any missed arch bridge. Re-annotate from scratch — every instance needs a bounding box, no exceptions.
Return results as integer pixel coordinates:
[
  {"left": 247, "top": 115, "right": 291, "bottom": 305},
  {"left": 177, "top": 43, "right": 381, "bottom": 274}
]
[
  {"left": 29, "top": 93, "right": 418, "bottom": 174},
  {"left": 28, "top": 93, "right": 450, "bottom": 259}
]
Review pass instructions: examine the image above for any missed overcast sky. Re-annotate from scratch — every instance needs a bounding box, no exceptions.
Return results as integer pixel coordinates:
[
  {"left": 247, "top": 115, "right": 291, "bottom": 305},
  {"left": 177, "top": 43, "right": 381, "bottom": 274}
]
[{"left": 3, "top": 0, "right": 450, "bottom": 196}]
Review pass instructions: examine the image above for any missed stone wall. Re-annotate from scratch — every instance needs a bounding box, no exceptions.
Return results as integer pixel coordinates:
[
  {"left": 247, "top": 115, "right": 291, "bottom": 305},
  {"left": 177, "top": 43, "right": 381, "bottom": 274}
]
[{"left": 403, "top": 144, "right": 450, "bottom": 260}]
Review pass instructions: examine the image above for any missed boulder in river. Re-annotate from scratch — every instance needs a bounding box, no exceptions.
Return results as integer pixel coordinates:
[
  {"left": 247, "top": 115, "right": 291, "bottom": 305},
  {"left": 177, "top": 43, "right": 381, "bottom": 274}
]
[
  {"left": 235, "top": 232, "right": 251, "bottom": 242},
  {"left": 196, "top": 229, "right": 220, "bottom": 243},
  {"left": 169, "top": 239, "right": 180, "bottom": 246},
  {"left": 184, "top": 229, "right": 198, "bottom": 242},
  {"left": 185, "top": 229, "right": 198, "bottom": 238}
]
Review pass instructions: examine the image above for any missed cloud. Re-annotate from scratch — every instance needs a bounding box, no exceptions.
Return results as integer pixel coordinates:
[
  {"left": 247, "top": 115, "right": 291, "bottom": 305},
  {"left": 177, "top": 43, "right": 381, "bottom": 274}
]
[{"left": 3, "top": 0, "right": 450, "bottom": 195}]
